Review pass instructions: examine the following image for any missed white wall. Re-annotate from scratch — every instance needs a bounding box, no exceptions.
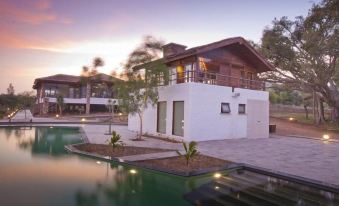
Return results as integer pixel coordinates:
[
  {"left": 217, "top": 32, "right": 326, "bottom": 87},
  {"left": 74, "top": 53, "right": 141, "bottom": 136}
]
[{"left": 128, "top": 82, "right": 269, "bottom": 141}]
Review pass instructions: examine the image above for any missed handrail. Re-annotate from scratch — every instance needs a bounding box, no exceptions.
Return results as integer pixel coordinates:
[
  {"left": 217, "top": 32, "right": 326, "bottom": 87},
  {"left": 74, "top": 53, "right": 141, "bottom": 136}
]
[{"left": 165, "top": 71, "right": 265, "bottom": 91}]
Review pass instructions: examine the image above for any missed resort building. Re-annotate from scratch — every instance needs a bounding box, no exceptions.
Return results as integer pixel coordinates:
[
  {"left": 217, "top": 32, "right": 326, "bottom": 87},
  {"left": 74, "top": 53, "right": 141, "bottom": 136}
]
[
  {"left": 33, "top": 73, "right": 121, "bottom": 115},
  {"left": 128, "top": 37, "right": 273, "bottom": 141}
]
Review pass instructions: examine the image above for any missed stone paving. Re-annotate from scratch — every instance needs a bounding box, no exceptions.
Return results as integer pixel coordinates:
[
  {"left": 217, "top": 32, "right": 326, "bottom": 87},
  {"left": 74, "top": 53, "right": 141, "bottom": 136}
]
[
  {"left": 83, "top": 124, "right": 339, "bottom": 186},
  {"left": 197, "top": 135, "right": 339, "bottom": 186}
]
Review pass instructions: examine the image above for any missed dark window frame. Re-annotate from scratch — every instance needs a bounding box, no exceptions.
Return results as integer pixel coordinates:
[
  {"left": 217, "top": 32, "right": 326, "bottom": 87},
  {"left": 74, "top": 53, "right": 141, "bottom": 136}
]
[
  {"left": 221, "top": 102, "right": 231, "bottom": 114},
  {"left": 238, "top": 104, "right": 246, "bottom": 114}
]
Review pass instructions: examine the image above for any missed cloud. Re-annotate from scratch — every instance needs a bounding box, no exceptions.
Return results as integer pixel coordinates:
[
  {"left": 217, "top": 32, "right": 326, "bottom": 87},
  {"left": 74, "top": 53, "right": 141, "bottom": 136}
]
[{"left": 0, "top": 0, "right": 72, "bottom": 25}]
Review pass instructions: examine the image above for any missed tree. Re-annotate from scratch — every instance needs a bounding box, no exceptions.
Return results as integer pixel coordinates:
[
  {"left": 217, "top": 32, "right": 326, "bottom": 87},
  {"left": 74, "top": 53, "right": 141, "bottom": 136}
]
[
  {"left": 56, "top": 95, "right": 65, "bottom": 116},
  {"left": 81, "top": 57, "right": 104, "bottom": 115},
  {"left": 7, "top": 83, "right": 14, "bottom": 95},
  {"left": 260, "top": 0, "right": 338, "bottom": 124},
  {"left": 116, "top": 35, "right": 167, "bottom": 140}
]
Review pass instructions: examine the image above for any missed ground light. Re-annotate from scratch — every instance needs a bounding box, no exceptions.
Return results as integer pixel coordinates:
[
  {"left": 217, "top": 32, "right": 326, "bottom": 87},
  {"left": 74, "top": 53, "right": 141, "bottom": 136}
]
[
  {"left": 129, "top": 169, "right": 137, "bottom": 174},
  {"left": 81, "top": 118, "right": 86, "bottom": 122},
  {"left": 56, "top": 114, "right": 59, "bottom": 118},
  {"left": 214, "top": 173, "right": 222, "bottom": 178},
  {"left": 289, "top": 117, "right": 295, "bottom": 121},
  {"left": 322, "top": 134, "right": 330, "bottom": 140}
]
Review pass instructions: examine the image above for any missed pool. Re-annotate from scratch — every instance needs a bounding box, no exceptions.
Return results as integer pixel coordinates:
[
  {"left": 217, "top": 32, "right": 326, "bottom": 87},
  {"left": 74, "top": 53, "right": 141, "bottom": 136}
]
[{"left": 0, "top": 126, "right": 338, "bottom": 206}]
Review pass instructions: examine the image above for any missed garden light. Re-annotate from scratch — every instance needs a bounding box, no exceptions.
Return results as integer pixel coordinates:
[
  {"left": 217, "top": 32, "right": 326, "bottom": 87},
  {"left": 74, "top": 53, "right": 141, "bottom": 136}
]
[
  {"left": 129, "top": 169, "right": 137, "bottom": 174},
  {"left": 214, "top": 173, "right": 222, "bottom": 178},
  {"left": 322, "top": 134, "right": 330, "bottom": 140}
]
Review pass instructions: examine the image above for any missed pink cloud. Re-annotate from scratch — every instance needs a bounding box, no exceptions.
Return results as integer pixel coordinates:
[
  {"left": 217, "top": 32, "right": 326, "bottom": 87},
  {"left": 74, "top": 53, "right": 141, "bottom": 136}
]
[{"left": 0, "top": 0, "right": 72, "bottom": 25}]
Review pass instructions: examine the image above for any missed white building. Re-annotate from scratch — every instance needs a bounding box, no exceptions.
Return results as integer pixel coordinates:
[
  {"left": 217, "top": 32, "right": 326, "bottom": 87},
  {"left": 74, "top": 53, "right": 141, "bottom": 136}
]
[{"left": 128, "top": 37, "right": 273, "bottom": 141}]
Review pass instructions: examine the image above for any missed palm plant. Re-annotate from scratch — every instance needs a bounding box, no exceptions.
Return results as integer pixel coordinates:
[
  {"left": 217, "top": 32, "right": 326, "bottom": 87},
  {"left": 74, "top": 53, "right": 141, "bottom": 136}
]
[
  {"left": 81, "top": 57, "right": 104, "bottom": 115},
  {"left": 107, "top": 131, "right": 123, "bottom": 149},
  {"left": 177, "top": 141, "right": 198, "bottom": 166}
]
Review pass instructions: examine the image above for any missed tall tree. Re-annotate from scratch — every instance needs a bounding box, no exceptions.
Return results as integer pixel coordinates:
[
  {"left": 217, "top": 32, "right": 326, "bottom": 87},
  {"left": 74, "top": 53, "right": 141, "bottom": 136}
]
[
  {"left": 81, "top": 57, "right": 104, "bottom": 115},
  {"left": 7, "top": 83, "right": 14, "bottom": 95},
  {"left": 260, "top": 0, "right": 338, "bottom": 124},
  {"left": 116, "top": 35, "right": 167, "bottom": 140}
]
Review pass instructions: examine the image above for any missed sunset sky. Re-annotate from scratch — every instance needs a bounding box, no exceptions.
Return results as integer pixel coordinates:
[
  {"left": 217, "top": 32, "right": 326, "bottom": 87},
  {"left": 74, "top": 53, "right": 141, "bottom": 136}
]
[{"left": 0, "top": 0, "right": 320, "bottom": 93}]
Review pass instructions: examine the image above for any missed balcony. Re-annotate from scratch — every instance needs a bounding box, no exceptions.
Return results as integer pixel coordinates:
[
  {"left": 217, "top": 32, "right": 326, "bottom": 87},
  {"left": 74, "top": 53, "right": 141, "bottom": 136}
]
[{"left": 167, "top": 71, "right": 265, "bottom": 91}]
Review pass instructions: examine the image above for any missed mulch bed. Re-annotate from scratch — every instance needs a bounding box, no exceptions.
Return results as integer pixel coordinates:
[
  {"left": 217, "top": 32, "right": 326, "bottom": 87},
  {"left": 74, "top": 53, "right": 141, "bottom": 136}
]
[
  {"left": 136, "top": 154, "right": 232, "bottom": 173},
  {"left": 74, "top": 143, "right": 173, "bottom": 157}
]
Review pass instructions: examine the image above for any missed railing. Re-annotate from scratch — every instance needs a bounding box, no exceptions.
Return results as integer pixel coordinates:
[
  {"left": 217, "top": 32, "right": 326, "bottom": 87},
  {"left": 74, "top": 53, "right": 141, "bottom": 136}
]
[{"left": 167, "top": 71, "right": 265, "bottom": 91}]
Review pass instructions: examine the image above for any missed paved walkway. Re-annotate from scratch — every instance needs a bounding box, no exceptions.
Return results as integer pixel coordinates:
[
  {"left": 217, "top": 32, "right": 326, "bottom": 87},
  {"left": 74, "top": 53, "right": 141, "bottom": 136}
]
[
  {"left": 83, "top": 124, "right": 339, "bottom": 186},
  {"left": 82, "top": 124, "right": 181, "bottom": 150},
  {"left": 198, "top": 136, "right": 339, "bottom": 186}
]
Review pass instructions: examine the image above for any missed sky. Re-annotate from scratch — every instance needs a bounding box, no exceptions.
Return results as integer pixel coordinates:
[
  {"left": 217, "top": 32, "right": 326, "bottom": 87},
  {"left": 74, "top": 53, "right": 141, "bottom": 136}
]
[{"left": 0, "top": 0, "right": 320, "bottom": 94}]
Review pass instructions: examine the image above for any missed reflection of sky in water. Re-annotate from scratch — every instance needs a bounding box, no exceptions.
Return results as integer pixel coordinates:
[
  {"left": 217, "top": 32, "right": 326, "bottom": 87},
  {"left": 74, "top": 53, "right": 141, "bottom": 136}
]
[{"left": 0, "top": 127, "right": 338, "bottom": 206}]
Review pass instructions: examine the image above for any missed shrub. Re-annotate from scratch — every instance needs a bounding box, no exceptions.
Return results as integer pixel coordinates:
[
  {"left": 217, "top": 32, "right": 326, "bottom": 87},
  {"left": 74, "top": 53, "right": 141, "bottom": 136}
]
[
  {"left": 177, "top": 141, "right": 198, "bottom": 166},
  {"left": 107, "top": 131, "right": 124, "bottom": 149}
]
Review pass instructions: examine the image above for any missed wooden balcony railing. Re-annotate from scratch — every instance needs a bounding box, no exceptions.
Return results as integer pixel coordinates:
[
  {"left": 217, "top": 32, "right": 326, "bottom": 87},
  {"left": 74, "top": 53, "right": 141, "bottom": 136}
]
[{"left": 167, "top": 71, "right": 265, "bottom": 91}]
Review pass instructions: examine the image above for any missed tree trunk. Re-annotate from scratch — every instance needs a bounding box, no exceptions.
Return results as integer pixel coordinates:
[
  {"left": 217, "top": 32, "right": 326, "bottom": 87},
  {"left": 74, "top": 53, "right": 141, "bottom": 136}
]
[
  {"left": 313, "top": 90, "right": 316, "bottom": 123},
  {"left": 86, "top": 82, "right": 91, "bottom": 115},
  {"left": 304, "top": 105, "right": 309, "bottom": 119},
  {"left": 315, "top": 94, "right": 325, "bottom": 125},
  {"left": 137, "top": 112, "right": 143, "bottom": 140},
  {"left": 59, "top": 105, "right": 62, "bottom": 116}
]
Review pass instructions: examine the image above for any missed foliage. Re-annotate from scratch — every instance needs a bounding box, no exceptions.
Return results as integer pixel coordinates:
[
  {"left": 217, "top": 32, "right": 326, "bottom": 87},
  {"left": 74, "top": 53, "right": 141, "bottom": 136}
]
[
  {"left": 0, "top": 91, "right": 36, "bottom": 119},
  {"left": 107, "top": 131, "right": 123, "bottom": 148},
  {"left": 177, "top": 141, "right": 199, "bottom": 166},
  {"left": 7, "top": 83, "right": 14, "bottom": 95},
  {"left": 81, "top": 57, "right": 105, "bottom": 114},
  {"left": 116, "top": 35, "right": 168, "bottom": 140},
  {"left": 269, "top": 84, "right": 303, "bottom": 105},
  {"left": 260, "top": 0, "right": 338, "bottom": 122}
]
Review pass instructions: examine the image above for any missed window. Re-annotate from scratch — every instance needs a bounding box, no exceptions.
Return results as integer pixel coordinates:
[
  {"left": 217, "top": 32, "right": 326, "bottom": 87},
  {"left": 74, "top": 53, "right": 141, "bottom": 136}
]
[
  {"left": 238, "top": 104, "right": 246, "bottom": 114},
  {"left": 221, "top": 103, "right": 231, "bottom": 114}
]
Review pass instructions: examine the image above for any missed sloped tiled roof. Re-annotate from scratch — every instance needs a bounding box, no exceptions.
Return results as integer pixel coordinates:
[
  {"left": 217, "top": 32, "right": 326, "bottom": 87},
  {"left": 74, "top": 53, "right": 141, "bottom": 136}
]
[{"left": 33, "top": 73, "right": 123, "bottom": 89}]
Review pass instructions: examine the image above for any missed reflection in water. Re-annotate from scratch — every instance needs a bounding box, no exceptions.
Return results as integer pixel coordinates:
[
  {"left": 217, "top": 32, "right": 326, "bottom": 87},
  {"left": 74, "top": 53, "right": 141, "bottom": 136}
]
[
  {"left": 184, "top": 169, "right": 339, "bottom": 206},
  {"left": 75, "top": 162, "right": 198, "bottom": 206},
  {"left": 17, "top": 127, "right": 82, "bottom": 156},
  {"left": 0, "top": 127, "right": 338, "bottom": 206}
]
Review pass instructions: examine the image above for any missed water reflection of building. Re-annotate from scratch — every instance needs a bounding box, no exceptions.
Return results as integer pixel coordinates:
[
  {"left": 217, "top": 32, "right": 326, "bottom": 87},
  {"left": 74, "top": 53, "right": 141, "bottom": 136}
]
[{"left": 19, "top": 127, "right": 82, "bottom": 156}]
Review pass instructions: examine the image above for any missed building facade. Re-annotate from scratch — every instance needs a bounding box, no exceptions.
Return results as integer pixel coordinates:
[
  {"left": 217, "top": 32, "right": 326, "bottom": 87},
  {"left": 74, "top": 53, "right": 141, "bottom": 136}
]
[
  {"left": 128, "top": 37, "right": 273, "bottom": 141},
  {"left": 33, "top": 73, "right": 121, "bottom": 115}
]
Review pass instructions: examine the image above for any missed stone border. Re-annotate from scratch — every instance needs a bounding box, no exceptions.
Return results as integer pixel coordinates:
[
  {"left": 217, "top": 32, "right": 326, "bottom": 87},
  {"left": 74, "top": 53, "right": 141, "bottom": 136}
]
[
  {"left": 65, "top": 143, "right": 339, "bottom": 193},
  {"left": 65, "top": 143, "right": 240, "bottom": 177},
  {"left": 242, "top": 164, "right": 339, "bottom": 193},
  {"left": 0, "top": 121, "right": 127, "bottom": 126}
]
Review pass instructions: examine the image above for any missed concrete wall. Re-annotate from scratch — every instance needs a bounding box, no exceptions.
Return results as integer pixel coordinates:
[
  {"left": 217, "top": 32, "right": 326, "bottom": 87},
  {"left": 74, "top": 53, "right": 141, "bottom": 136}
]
[{"left": 128, "top": 82, "right": 269, "bottom": 141}]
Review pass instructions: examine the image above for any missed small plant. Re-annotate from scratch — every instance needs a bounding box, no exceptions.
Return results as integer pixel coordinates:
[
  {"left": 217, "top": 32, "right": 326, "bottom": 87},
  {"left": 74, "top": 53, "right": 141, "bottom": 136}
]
[
  {"left": 107, "top": 131, "right": 123, "bottom": 149},
  {"left": 177, "top": 141, "right": 198, "bottom": 166}
]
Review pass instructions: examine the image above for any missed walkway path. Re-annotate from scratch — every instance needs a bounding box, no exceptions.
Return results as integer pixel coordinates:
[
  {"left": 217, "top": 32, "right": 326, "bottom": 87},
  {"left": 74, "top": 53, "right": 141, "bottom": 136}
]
[
  {"left": 11, "top": 109, "right": 33, "bottom": 121},
  {"left": 198, "top": 135, "right": 339, "bottom": 186}
]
